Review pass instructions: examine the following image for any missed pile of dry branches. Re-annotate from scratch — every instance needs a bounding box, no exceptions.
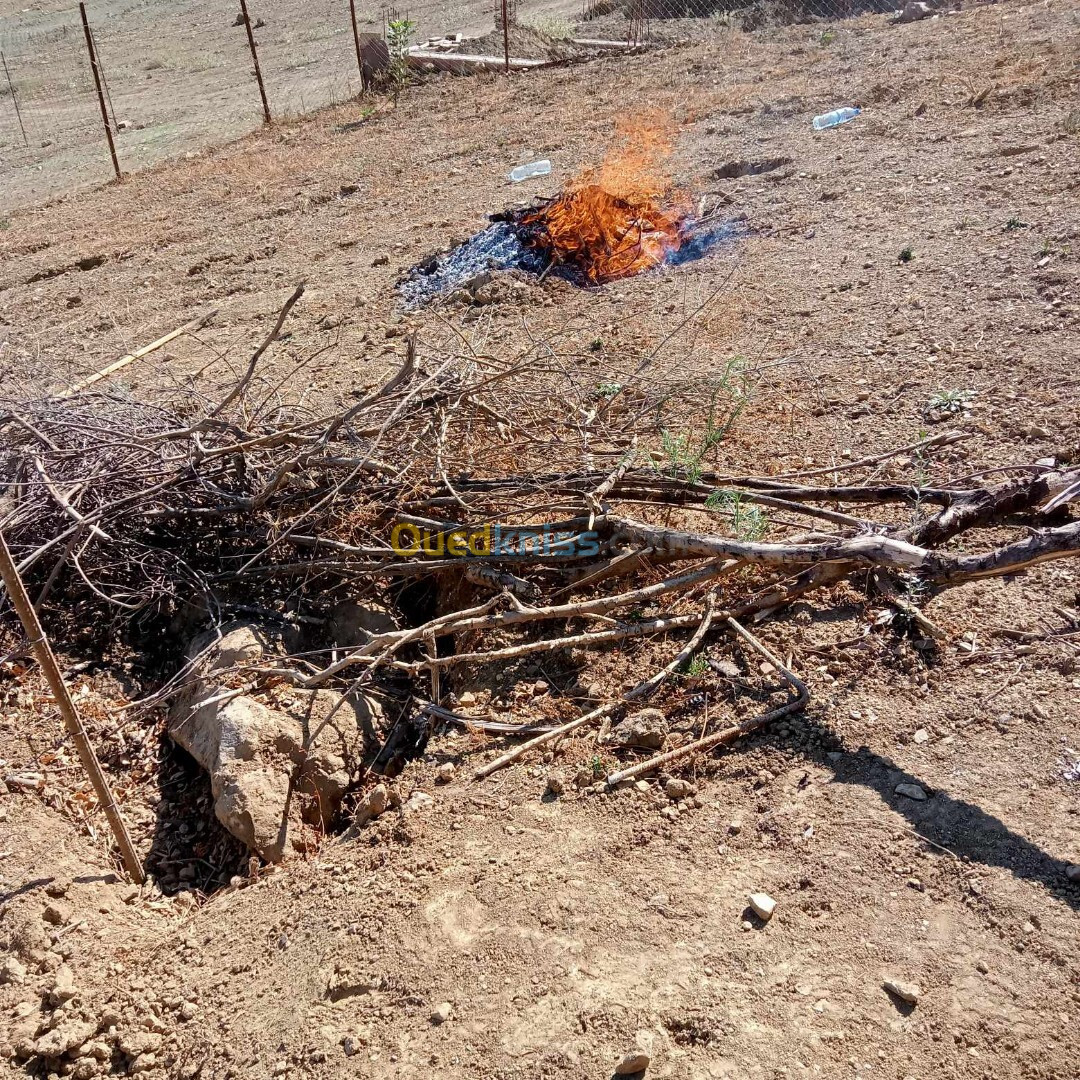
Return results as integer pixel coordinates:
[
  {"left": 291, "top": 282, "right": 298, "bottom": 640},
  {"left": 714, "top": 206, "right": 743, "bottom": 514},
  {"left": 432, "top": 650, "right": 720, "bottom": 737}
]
[{"left": 2, "top": 284, "right": 1078, "bottom": 785}]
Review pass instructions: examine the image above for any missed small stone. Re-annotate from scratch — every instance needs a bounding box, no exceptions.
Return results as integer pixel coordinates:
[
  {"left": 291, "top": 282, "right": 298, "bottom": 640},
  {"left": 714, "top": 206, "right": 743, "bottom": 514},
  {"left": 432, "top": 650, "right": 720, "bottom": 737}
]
[
  {"left": 82, "top": 1040, "right": 112, "bottom": 1061},
  {"left": 610, "top": 708, "right": 668, "bottom": 750},
  {"left": 975, "top": 960, "right": 989, "bottom": 974},
  {"left": 634, "top": 780, "right": 650, "bottom": 793},
  {"left": 913, "top": 728, "right": 929, "bottom": 744},
  {"left": 0, "top": 956, "right": 27, "bottom": 984},
  {"left": 179, "top": 1001, "right": 198, "bottom": 1021},
  {"left": 431, "top": 1001, "right": 452, "bottom": 1025},
  {"left": 371, "top": 254, "right": 389, "bottom": 266},
  {"left": 759, "top": 661, "right": 777, "bottom": 675},
  {"left": 895, "top": 782, "right": 927, "bottom": 801},
  {"left": 882, "top": 978, "right": 920, "bottom": 1004},
  {"left": 712, "top": 659, "right": 741, "bottom": 679},
  {"left": 403, "top": 790, "right": 434, "bottom": 814},
  {"left": 435, "top": 762, "right": 455, "bottom": 783},
  {"left": 729, "top": 820, "right": 742, "bottom": 835},
  {"left": 748, "top": 892, "right": 777, "bottom": 921},
  {"left": 458, "top": 691, "right": 476, "bottom": 706},
  {"left": 615, "top": 1051, "right": 650, "bottom": 1075},
  {"left": 1065, "top": 864, "right": 1080, "bottom": 882},
  {"left": 34, "top": 1020, "right": 96, "bottom": 1058},
  {"left": 665, "top": 778, "right": 694, "bottom": 801},
  {"left": 42, "top": 902, "right": 69, "bottom": 925},
  {"left": 573, "top": 768, "right": 594, "bottom": 789},
  {"left": 341, "top": 1035, "right": 362, "bottom": 1057},
  {"left": 50, "top": 964, "right": 77, "bottom": 1003},
  {"left": 545, "top": 772, "right": 565, "bottom": 796},
  {"left": 532, "top": 680, "right": 549, "bottom": 696},
  {"left": 660, "top": 806, "right": 679, "bottom": 821},
  {"left": 356, "top": 783, "right": 389, "bottom": 824}
]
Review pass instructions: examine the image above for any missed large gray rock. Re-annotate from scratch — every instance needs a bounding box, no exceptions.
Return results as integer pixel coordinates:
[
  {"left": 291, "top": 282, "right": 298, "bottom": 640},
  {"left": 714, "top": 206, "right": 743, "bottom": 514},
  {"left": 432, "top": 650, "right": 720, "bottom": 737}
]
[{"left": 168, "top": 622, "right": 383, "bottom": 861}]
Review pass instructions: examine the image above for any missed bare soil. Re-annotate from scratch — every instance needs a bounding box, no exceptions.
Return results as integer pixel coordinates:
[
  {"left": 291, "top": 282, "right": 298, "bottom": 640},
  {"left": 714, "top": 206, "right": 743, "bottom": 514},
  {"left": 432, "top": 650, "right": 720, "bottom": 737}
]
[
  {"left": 2, "top": 3, "right": 1080, "bottom": 1079},
  {"left": 0, "top": 0, "right": 586, "bottom": 211}
]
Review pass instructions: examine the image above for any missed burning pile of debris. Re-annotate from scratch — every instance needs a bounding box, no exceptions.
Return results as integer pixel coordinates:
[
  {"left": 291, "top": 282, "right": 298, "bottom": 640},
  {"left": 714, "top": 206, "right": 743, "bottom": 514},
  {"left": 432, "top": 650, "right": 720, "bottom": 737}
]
[
  {"left": 401, "top": 116, "right": 739, "bottom": 305},
  {"left": 3, "top": 283, "right": 1080, "bottom": 875}
]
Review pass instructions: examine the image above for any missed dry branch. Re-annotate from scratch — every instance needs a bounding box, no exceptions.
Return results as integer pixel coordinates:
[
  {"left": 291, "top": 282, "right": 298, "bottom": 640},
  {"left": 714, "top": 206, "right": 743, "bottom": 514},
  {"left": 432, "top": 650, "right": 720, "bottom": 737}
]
[{"left": 1, "top": 288, "right": 1077, "bottom": 798}]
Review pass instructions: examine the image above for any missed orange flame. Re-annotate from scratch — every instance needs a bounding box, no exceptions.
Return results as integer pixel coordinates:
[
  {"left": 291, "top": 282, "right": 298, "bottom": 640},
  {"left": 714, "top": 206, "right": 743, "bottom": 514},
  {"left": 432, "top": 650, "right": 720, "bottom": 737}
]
[{"left": 521, "top": 113, "right": 689, "bottom": 284}]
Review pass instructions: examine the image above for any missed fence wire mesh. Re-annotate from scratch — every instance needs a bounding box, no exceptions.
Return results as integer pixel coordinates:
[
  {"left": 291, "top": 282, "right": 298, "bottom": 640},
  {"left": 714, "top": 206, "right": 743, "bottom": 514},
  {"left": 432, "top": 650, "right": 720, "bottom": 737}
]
[{"left": 0, "top": 0, "right": 894, "bottom": 212}]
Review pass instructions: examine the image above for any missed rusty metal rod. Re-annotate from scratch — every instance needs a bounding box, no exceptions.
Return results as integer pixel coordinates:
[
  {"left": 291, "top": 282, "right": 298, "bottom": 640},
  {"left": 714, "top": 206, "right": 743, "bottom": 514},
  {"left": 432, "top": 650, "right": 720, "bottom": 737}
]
[
  {"left": 78, "top": 3, "right": 121, "bottom": 180},
  {"left": 239, "top": 0, "right": 271, "bottom": 125},
  {"left": 348, "top": 0, "right": 366, "bottom": 90},
  {"left": 500, "top": 0, "right": 510, "bottom": 74},
  {"left": 1, "top": 51, "right": 28, "bottom": 148},
  {"left": 0, "top": 524, "right": 144, "bottom": 883},
  {"left": 89, "top": 25, "right": 117, "bottom": 131}
]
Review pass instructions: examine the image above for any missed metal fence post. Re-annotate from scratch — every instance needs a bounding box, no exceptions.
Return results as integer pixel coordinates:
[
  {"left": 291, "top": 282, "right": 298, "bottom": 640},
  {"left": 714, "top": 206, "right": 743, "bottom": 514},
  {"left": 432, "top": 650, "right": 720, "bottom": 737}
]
[
  {"left": 1, "top": 51, "right": 29, "bottom": 148},
  {"left": 349, "top": 0, "right": 365, "bottom": 89},
  {"left": 238, "top": 0, "right": 272, "bottom": 125},
  {"left": 78, "top": 3, "right": 121, "bottom": 180},
  {"left": 89, "top": 25, "right": 118, "bottom": 131},
  {"left": 0, "top": 525, "right": 144, "bottom": 884},
  {"left": 500, "top": 0, "right": 510, "bottom": 73}
]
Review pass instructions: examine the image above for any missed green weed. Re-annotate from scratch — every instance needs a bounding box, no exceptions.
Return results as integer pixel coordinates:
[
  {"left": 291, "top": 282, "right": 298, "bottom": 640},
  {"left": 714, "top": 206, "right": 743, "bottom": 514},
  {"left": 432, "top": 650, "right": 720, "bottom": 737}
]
[
  {"left": 705, "top": 489, "right": 769, "bottom": 540},
  {"left": 925, "top": 388, "right": 975, "bottom": 417}
]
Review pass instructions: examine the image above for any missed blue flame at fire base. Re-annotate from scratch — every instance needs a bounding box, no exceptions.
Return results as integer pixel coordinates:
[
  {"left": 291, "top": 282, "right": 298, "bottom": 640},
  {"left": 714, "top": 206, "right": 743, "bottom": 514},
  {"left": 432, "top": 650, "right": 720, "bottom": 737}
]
[{"left": 398, "top": 214, "right": 740, "bottom": 308}]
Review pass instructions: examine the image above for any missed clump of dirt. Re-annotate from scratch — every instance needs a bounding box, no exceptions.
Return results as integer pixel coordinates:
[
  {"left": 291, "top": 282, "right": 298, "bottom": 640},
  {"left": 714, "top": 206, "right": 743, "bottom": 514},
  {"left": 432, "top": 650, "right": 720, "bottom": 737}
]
[{"left": 457, "top": 24, "right": 590, "bottom": 62}]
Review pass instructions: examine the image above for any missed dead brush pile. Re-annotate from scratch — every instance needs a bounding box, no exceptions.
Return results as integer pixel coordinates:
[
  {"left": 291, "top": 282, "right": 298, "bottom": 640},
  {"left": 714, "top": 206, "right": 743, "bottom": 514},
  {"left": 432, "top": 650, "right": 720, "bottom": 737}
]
[{"left": 2, "top": 283, "right": 1079, "bottom": 855}]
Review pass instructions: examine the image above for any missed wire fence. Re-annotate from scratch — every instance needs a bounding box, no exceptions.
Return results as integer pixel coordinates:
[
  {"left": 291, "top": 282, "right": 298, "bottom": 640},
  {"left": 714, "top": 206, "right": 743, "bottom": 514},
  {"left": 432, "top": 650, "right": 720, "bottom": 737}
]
[{"left": 0, "top": 0, "right": 896, "bottom": 212}]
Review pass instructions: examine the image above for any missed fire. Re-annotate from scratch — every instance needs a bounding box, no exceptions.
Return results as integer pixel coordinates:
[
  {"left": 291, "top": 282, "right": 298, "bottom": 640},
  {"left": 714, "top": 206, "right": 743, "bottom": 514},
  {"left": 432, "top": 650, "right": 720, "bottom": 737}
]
[
  {"left": 519, "top": 113, "right": 691, "bottom": 284},
  {"left": 399, "top": 112, "right": 737, "bottom": 307}
]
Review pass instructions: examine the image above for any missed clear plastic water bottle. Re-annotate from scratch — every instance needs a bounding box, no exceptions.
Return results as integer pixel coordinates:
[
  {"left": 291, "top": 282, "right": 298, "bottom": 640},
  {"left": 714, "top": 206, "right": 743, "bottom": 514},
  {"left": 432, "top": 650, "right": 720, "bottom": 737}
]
[
  {"left": 508, "top": 159, "right": 552, "bottom": 183},
  {"left": 812, "top": 107, "right": 861, "bottom": 131}
]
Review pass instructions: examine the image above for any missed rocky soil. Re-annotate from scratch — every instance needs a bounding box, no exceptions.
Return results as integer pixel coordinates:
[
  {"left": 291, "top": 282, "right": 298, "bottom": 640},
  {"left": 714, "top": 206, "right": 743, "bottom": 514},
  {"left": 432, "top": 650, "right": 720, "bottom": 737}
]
[{"left": 2, "top": 1, "right": 1080, "bottom": 1078}]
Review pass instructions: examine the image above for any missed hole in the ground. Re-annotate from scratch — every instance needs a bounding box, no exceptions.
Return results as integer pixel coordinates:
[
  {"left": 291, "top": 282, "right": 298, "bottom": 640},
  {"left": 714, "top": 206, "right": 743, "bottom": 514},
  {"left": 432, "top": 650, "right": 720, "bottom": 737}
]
[
  {"left": 145, "top": 740, "right": 248, "bottom": 896},
  {"left": 713, "top": 157, "right": 793, "bottom": 180},
  {"left": 394, "top": 574, "right": 442, "bottom": 628}
]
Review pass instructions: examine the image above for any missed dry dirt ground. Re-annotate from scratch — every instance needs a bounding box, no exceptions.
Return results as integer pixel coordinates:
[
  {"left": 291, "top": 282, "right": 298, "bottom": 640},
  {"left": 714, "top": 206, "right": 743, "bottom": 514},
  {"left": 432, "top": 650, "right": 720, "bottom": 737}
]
[
  {"left": 2, "top": 2, "right": 1080, "bottom": 1078},
  {"left": 0, "top": 0, "right": 585, "bottom": 210}
]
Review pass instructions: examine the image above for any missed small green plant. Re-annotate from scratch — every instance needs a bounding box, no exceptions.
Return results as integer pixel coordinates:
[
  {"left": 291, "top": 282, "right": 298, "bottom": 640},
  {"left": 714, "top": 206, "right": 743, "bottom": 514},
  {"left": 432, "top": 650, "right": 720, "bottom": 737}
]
[
  {"left": 925, "top": 388, "right": 975, "bottom": 418},
  {"left": 656, "top": 357, "right": 754, "bottom": 485},
  {"left": 594, "top": 380, "right": 622, "bottom": 400},
  {"left": 660, "top": 429, "right": 703, "bottom": 483},
  {"left": 589, "top": 337, "right": 604, "bottom": 352},
  {"left": 1004, "top": 216, "right": 1028, "bottom": 231},
  {"left": 0, "top": 219, "right": 10, "bottom": 231},
  {"left": 898, "top": 245, "right": 915, "bottom": 263},
  {"left": 819, "top": 29, "right": 836, "bottom": 45},
  {"left": 705, "top": 489, "right": 769, "bottom": 540},
  {"left": 386, "top": 17, "right": 416, "bottom": 98},
  {"left": 682, "top": 653, "right": 710, "bottom": 679},
  {"left": 590, "top": 754, "right": 607, "bottom": 779},
  {"left": 1038, "top": 237, "right": 1054, "bottom": 257}
]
